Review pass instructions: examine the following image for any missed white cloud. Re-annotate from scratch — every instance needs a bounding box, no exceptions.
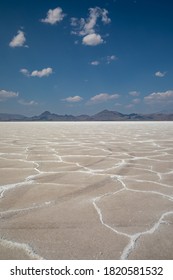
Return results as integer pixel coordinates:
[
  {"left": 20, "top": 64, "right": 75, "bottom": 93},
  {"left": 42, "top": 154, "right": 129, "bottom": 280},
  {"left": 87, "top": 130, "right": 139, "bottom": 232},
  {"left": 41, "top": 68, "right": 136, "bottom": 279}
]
[
  {"left": 41, "top": 7, "right": 65, "bottom": 25},
  {"left": 31, "top": 67, "right": 53, "bottom": 77},
  {"left": 89, "top": 93, "right": 119, "bottom": 104},
  {"left": 0, "top": 89, "right": 19, "bottom": 101},
  {"left": 144, "top": 90, "right": 173, "bottom": 103},
  {"left": 155, "top": 71, "right": 166, "bottom": 77},
  {"left": 81, "top": 8, "right": 100, "bottom": 35},
  {"left": 20, "top": 68, "right": 30, "bottom": 77},
  {"left": 70, "top": 17, "right": 79, "bottom": 27},
  {"left": 62, "top": 96, "right": 83, "bottom": 103},
  {"left": 90, "top": 55, "right": 117, "bottom": 66},
  {"left": 9, "top": 30, "right": 27, "bottom": 48},
  {"left": 129, "top": 91, "right": 140, "bottom": 96},
  {"left": 76, "top": 7, "right": 110, "bottom": 36},
  {"left": 101, "top": 9, "right": 111, "bottom": 24},
  {"left": 132, "top": 98, "right": 141, "bottom": 104},
  {"left": 18, "top": 99, "right": 38, "bottom": 106},
  {"left": 71, "top": 7, "right": 110, "bottom": 46},
  {"left": 90, "top": 60, "right": 100, "bottom": 66},
  {"left": 20, "top": 67, "right": 53, "bottom": 78},
  {"left": 106, "top": 55, "right": 117, "bottom": 64},
  {"left": 83, "top": 33, "right": 103, "bottom": 46}
]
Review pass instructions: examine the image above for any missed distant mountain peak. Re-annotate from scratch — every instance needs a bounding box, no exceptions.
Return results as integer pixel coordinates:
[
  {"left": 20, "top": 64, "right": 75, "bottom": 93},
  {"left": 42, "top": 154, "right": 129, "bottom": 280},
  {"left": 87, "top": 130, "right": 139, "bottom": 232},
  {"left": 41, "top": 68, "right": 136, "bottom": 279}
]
[
  {"left": 40, "top": 111, "right": 51, "bottom": 116},
  {"left": 1, "top": 109, "right": 173, "bottom": 121}
]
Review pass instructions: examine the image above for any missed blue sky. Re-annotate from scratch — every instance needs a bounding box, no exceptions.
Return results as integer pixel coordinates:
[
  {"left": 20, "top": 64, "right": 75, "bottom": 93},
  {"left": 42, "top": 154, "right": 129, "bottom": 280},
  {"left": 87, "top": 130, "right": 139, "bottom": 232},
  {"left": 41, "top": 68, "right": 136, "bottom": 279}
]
[{"left": 0, "top": 0, "right": 173, "bottom": 116}]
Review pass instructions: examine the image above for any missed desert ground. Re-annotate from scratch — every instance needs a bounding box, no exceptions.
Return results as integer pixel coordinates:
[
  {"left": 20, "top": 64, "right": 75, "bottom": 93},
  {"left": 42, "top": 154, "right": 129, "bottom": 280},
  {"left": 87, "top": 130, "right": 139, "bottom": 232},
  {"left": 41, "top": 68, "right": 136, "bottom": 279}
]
[{"left": 0, "top": 121, "right": 173, "bottom": 260}]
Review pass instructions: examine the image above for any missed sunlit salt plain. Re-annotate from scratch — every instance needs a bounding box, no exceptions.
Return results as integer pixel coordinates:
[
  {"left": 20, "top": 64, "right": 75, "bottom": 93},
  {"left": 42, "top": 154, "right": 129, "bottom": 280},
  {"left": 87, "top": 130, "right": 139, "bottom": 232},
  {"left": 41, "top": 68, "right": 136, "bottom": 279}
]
[{"left": 0, "top": 121, "right": 173, "bottom": 260}]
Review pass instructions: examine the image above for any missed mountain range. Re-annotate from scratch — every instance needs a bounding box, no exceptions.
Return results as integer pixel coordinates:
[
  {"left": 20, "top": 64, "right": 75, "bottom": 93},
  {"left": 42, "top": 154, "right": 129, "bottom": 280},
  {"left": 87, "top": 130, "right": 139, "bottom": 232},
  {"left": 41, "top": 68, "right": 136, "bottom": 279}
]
[{"left": 0, "top": 109, "right": 173, "bottom": 121}]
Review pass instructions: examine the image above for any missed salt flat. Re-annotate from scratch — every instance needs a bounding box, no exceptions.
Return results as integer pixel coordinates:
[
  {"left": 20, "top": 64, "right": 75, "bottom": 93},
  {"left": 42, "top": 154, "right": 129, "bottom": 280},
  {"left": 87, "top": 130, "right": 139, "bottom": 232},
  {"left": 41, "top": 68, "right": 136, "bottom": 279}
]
[{"left": 0, "top": 121, "right": 173, "bottom": 260}]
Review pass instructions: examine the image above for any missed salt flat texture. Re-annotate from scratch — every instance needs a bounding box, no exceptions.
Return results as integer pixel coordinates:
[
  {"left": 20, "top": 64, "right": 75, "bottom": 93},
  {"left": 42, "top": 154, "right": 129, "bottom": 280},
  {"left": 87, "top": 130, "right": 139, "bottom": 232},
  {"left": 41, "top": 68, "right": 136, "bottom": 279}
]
[{"left": 0, "top": 121, "right": 173, "bottom": 260}]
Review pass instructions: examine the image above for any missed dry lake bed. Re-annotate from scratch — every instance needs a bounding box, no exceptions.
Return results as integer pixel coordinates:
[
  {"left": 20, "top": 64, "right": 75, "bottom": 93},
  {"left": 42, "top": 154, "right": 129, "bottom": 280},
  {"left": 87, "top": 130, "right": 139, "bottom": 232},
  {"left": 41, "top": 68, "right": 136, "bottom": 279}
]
[{"left": 0, "top": 121, "right": 173, "bottom": 260}]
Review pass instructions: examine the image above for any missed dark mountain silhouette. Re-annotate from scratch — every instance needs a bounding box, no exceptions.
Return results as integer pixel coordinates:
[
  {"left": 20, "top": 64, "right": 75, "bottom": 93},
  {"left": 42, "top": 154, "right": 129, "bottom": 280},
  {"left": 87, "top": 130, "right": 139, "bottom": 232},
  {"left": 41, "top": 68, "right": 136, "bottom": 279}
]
[
  {"left": 92, "top": 109, "right": 125, "bottom": 121},
  {"left": 1, "top": 110, "right": 173, "bottom": 121},
  {"left": 30, "top": 111, "right": 76, "bottom": 121}
]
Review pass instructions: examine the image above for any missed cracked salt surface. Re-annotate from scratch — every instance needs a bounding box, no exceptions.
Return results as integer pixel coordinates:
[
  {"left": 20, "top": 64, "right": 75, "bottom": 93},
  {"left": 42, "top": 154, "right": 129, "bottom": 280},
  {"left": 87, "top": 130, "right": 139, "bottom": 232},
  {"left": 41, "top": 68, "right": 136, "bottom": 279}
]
[{"left": 0, "top": 121, "right": 173, "bottom": 259}]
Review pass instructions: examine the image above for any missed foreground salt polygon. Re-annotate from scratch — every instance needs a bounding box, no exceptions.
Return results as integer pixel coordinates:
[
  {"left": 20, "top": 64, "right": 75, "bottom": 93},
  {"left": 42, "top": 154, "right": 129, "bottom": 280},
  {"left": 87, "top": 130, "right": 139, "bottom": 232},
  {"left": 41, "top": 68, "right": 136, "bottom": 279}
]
[{"left": 0, "top": 122, "right": 173, "bottom": 259}]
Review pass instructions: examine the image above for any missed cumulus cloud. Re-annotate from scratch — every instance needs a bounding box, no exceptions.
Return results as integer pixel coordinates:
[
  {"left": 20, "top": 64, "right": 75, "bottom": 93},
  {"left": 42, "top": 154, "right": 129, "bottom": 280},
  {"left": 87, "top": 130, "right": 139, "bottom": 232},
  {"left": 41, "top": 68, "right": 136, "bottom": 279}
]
[
  {"left": 41, "top": 7, "right": 65, "bottom": 25},
  {"left": 70, "top": 17, "right": 78, "bottom": 27},
  {"left": 31, "top": 67, "right": 53, "bottom": 77},
  {"left": 132, "top": 98, "right": 141, "bottom": 104},
  {"left": 9, "top": 30, "right": 27, "bottom": 48},
  {"left": 106, "top": 55, "right": 118, "bottom": 64},
  {"left": 155, "top": 71, "right": 166, "bottom": 77},
  {"left": 129, "top": 91, "right": 140, "bottom": 96},
  {"left": 90, "top": 60, "right": 100, "bottom": 66},
  {"left": 101, "top": 9, "right": 111, "bottom": 24},
  {"left": 20, "top": 67, "right": 53, "bottom": 78},
  {"left": 82, "top": 7, "right": 110, "bottom": 35},
  {"left": 62, "top": 96, "right": 83, "bottom": 103},
  {"left": 18, "top": 99, "right": 38, "bottom": 106},
  {"left": 71, "top": 7, "right": 110, "bottom": 46},
  {"left": 89, "top": 93, "right": 119, "bottom": 104},
  {"left": 144, "top": 90, "right": 173, "bottom": 103},
  {"left": 83, "top": 33, "right": 103, "bottom": 46},
  {"left": 0, "top": 89, "right": 19, "bottom": 101},
  {"left": 20, "top": 68, "right": 30, "bottom": 77},
  {"left": 73, "top": 7, "right": 110, "bottom": 36},
  {"left": 90, "top": 54, "right": 117, "bottom": 65}
]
